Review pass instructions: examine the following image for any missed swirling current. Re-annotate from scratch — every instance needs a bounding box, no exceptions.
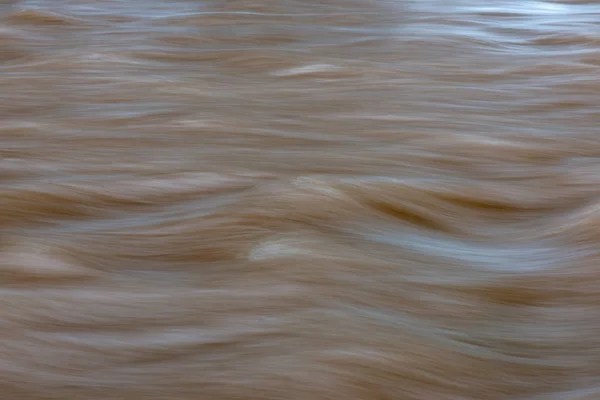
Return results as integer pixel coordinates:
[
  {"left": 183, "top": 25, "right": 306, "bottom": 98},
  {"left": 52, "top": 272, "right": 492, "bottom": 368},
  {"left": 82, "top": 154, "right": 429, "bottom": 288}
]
[{"left": 2, "top": 1, "right": 600, "bottom": 399}]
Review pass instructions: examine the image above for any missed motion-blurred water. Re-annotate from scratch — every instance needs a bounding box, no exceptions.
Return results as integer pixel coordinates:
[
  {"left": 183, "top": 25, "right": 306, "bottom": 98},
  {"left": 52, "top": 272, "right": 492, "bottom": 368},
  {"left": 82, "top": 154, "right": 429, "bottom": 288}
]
[{"left": 2, "top": 1, "right": 600, "bottom": 399}]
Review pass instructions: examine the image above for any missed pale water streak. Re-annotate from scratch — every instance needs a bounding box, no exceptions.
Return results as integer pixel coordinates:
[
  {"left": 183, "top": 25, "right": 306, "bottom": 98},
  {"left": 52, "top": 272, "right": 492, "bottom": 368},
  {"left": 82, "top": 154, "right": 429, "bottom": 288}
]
[{"left": 2, "top": 0, "right": 600, "bottom": 399}]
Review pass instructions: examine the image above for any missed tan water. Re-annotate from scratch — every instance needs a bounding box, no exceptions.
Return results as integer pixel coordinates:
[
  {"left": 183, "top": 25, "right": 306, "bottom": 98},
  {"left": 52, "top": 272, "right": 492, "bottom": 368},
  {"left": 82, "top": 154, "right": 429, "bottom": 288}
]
[{"left": 2, "top": 0, "right": 600, "bottom": 399}]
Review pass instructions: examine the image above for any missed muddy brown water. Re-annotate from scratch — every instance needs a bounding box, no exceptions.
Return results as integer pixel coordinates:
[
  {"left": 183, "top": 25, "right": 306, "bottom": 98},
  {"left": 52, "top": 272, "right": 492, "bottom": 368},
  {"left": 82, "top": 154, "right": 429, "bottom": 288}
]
[{"left": 2, "top": 1, "right": 600, "bottom": 399}]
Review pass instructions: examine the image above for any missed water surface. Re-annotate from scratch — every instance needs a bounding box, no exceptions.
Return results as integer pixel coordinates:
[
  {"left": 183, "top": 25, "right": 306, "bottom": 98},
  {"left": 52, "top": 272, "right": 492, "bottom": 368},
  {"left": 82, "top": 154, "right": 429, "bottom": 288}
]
[{"left": 2, "top": 1, "right": 600, "bottom": 399}]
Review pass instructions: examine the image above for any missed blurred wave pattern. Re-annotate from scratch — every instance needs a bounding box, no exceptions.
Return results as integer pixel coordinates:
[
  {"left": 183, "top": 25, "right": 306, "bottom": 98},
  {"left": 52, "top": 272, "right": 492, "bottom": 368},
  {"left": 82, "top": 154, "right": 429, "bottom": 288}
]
[{"left": 2, "top": 1, "right": 600, "bottom": 399}]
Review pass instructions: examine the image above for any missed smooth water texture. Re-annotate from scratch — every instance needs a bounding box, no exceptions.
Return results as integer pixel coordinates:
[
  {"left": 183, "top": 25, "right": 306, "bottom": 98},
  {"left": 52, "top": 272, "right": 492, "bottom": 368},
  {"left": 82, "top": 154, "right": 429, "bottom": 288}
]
[{"left": 2, "top": 1, "right": 600, "bottom": 399}]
